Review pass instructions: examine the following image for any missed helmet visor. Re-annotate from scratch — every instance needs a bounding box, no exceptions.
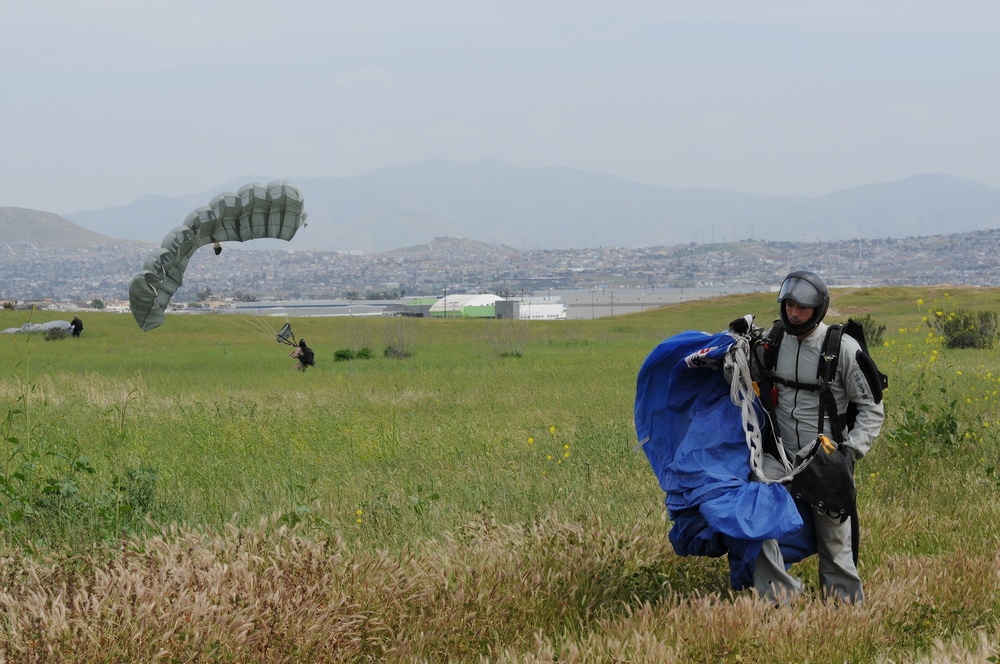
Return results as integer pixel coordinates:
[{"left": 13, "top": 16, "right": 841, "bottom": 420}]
[{"left": 778, "top": 276, "right": 823, "bottom": 308}]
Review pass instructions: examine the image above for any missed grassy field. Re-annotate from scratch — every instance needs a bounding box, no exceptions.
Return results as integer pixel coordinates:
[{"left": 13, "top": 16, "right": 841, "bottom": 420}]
[{"left": 0, "top": 286, "right": 998, "bottom": 662}]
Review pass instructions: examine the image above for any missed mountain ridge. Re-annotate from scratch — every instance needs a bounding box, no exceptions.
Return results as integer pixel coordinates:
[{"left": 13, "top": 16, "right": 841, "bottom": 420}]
[
  {"left": 20, "top": 160, "right": 1000, "bottom": 252},
  {"left": 0, "top": 207, "right": 120, "bottom": 247}
]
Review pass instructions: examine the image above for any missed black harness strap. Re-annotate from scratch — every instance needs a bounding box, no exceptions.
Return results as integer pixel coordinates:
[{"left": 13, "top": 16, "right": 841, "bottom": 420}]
[
  {"left": 818, "top": 325, "right": 846, "bottom": 443},
  {"left": 764, "top": 323, "right": 847, "bottom": 443}
]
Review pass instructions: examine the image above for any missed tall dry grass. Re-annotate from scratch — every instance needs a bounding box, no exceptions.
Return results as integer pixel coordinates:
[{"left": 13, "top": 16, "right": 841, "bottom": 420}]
[{"left": 1, "top": 512, "right": 997, "bottom": 662}]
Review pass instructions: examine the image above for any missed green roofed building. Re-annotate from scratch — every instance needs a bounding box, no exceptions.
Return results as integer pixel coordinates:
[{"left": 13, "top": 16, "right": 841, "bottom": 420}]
[{"left": 428, "top": 293, "right": 503, "bottom": 318}]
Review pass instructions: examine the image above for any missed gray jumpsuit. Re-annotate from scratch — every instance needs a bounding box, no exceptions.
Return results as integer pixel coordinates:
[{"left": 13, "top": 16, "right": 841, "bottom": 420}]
[{"left": 753, "top": 321, "right": 884, "bottom": 604}]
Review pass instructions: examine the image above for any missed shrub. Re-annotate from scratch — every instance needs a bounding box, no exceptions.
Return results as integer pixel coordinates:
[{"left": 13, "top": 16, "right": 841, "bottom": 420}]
[
  {"left": 383, "top": 316, "right": 414, "bottom": 359},
  {"left": 109, "top": 466, "right": 159, "bottom": 517},
  {"left": 334, "top": 347, "right": 374, "bottom": 361},
  {"left": 929, "top": 308, "right": 997, "bottom": 349},
  {"left": 852, "top": 313, "right": 885, "bottom": 348},
  {"left": 484, "top": 318, "right": 528, "bottom": 358},
  {"left": 45, "top": 327, "right": 70, "bottom": 341}
]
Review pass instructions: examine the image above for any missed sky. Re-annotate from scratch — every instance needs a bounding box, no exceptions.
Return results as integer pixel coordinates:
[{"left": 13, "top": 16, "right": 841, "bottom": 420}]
[{"left": 3, "top": 1, "right": 1000, "bottom": 215}]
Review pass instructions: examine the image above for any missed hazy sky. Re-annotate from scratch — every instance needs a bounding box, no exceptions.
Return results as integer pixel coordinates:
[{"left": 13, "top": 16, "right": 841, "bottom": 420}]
[{"left": 3, "top": 1, "right": 1000, "bottom": 214}]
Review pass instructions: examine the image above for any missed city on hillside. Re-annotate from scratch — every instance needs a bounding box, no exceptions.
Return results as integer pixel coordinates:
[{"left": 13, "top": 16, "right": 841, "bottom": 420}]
[{"left": 2, "top": 230, "right": 998, "bottom": 318}]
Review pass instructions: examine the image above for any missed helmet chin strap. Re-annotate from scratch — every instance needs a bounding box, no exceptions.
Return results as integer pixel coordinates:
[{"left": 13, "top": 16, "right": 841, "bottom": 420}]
[{"left": 788, "top": 314, "right": 820, "bottom": 337}]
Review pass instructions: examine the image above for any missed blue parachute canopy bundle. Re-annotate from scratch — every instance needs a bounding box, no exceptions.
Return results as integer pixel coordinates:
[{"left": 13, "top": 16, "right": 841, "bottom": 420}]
[{"left": 634, "top": 329, "right": 815, "bottom": 589}]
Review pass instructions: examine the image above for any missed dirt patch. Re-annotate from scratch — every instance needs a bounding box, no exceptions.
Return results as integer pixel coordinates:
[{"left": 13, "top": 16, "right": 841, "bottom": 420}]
[{"left": 827, "top": 288, "right": 857, "bottom": 318}]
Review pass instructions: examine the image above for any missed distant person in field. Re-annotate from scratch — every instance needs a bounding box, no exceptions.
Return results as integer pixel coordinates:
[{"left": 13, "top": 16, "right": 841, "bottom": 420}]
[
  {"left": 290, "top": 338, "right": 315, "bottom": 371},
  {"left": 70, "top": 315, "right": 83, "bottom": 337}
]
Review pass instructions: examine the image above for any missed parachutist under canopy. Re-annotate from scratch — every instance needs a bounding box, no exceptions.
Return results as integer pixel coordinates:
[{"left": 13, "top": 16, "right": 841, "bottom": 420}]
[{"left": 127, "top": 180, "right": 306, "bottom": 331}]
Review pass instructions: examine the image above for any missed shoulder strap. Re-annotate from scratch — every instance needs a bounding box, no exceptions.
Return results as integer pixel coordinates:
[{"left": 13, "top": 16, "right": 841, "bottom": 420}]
[
  {"left": 818, "top": 324, "right": 846, "bottom": 442},
  {"left": 820, "top": 324, "right": 843, "bottom": 380},
  {"left": 762, "top": 320, "right": 784, "bottom": 373}
]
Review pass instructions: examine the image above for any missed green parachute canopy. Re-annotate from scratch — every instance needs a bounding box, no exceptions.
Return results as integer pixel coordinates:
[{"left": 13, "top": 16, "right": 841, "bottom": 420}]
[{"left": 128, "top": 181, "right": 307, "bottom": 331}]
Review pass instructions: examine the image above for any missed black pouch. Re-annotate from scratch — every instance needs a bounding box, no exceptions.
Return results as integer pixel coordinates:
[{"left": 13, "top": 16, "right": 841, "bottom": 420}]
[{"left": 790, "top": 446, "right": 856, "bottom": 520}]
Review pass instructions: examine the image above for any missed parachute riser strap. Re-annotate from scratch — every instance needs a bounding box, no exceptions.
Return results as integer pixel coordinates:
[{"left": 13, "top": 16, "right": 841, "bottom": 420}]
[
  {"left": 726, "top": 334, "right": 769, "bottom": 482},
  {"left": 747, "top": 332, "right": 803, "bottom": 479},
  {"left": 728, "top": 333, "right": 799, "bottom": 484}
]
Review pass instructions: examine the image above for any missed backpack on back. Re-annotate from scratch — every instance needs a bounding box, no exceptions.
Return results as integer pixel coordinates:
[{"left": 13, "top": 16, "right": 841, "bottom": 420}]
[{"left": 301, "top": 347, "right": 315, "bottom": 366}]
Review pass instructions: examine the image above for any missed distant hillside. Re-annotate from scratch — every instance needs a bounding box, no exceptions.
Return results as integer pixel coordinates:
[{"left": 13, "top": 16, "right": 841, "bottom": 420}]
[
  {"left": 0, "top": 207, "right": 119, "bottom": 247},
  {"left": 384, "top": 236, "right": 519, "bottom": 262},
  {"left": 63, "top": 160, "right": 1000, "bottom": 253}
]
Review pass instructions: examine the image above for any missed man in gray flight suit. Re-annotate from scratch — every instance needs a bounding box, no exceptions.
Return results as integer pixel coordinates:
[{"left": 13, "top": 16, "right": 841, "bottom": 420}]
[{"left": 753, "top": 270, "right": 884, "bottom": 604}]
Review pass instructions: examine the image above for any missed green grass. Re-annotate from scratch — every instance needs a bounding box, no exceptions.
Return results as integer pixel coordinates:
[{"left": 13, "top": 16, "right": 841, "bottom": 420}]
[
  {"left": 0, "top": 287, "right": 998, "bottom": 662},
  {"left": 0, "top": 309, "right": 666, "bottom": 547}
]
